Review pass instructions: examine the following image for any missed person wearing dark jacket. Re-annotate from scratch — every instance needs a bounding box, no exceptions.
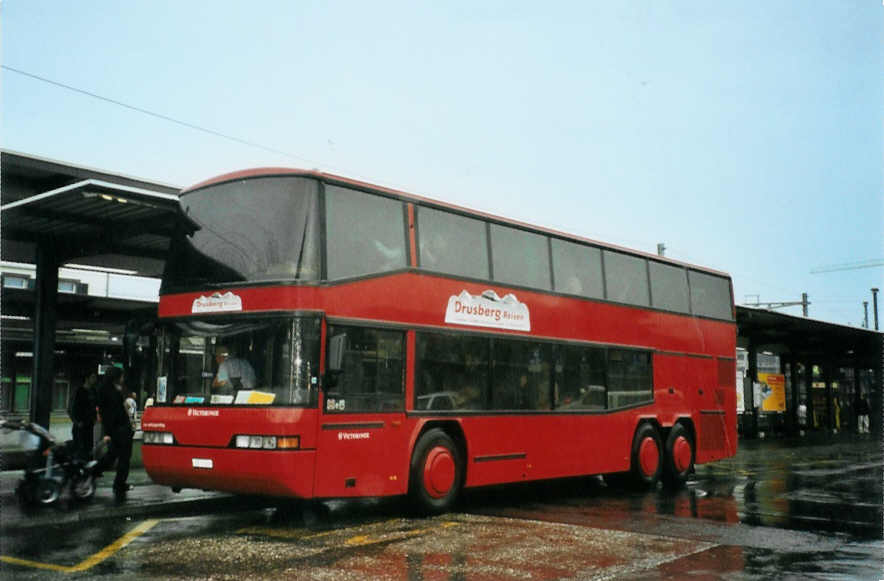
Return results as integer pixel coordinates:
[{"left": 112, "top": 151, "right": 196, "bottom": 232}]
[
  {"left": 95, "top": 366, "right": 134, "bottom": 496},
  {"left": 856, "top": 394, "right": 871, "bottom": 434},
  {"left": 70, "top": 372, "right": 98, "bottom": 460}
]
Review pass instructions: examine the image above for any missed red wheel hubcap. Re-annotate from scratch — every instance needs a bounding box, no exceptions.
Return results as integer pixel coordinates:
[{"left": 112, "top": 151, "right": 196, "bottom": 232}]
[
  {"left": 638, "top": 437, "right": 660, "bottom": 477},
  {"left": 423, "top": 446, "right": 455, "bottom": 498},
  {"left": 672, "top": 436, "right": 692, "bottom": 473}
]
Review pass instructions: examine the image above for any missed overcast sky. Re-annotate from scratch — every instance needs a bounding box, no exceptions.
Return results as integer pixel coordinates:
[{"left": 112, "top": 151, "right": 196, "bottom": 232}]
[{"left": 2, "top": 1, "right": 882, "bottom": 327}]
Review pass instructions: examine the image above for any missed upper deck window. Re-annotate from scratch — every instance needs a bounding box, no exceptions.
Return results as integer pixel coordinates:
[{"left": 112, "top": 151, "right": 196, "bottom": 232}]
[
  {"left": 551, "top": 239, "right": 604, "bottom": 299},
  {"left": 325, "top": 185, "right": 407, "bottom": 280},
  {"left": 490, "top": 224, "right": 551, "bottom": 290},
  {"left": 649, "top": 261, "right": 690, "bottom": 314},
  {"left": 171, "top": 177, "right": 321, "bottom": 286},
  {"left": 417, "top": 207, "right": 489, "bottom": 279},
  {"left": 603, "top": 251, "right": 650, "bottom": 307},
  {"left": 689, "top": 271, "right": 733, "bottom": 320}
]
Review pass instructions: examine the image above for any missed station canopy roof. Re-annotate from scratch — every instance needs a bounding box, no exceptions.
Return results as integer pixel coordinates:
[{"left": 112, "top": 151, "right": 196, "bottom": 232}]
[
  {"left": 737, "top": 306, "right": 881, "bottom": 370},
  {"left": 2, "top": 177, "right": 183, "bottom": 277}
]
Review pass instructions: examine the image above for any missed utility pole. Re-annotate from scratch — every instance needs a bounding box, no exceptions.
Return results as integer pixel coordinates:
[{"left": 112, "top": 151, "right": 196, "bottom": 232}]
[
  {"left": 863, "top": 301, "right": 869, "bottom": 329},
  {"left": 872, "top": 288, "right": 879, "bottom": 331},
  {"left": 744, "top": 293, "right": 810, "bottom": 317}
]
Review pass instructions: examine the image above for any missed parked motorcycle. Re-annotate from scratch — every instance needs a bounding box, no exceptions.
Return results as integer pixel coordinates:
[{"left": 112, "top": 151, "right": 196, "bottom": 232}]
[{"left": 0, "top": 418, "right": 97, "bottom": 505}]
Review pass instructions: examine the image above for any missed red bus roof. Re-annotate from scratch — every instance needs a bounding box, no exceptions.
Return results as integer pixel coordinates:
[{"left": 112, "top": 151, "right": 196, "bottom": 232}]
[{"left": 183, "top": 167, "right": 731, "bottom": 279}]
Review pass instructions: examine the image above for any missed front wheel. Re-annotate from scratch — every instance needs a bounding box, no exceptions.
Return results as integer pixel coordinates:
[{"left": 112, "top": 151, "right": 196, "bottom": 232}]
[{"left": 409, "top": 428, "right": 463, "bottom": 514}]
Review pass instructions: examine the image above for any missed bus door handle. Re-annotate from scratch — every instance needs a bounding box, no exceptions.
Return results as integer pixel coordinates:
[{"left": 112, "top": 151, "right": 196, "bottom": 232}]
[{"left": 698, "top": 389, "right": 704, "bottom": 396}]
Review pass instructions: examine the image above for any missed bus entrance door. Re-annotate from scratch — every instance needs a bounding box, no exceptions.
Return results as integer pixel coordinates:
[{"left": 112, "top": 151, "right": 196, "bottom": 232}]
[{"left": 314, "top": 414, "right": 409, "bottom": 498}]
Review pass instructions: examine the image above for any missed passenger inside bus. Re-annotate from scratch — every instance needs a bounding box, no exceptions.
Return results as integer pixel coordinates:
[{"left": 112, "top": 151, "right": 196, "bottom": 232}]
[{"left": 213, "top": 345, "right": 257, "bottom": 393}]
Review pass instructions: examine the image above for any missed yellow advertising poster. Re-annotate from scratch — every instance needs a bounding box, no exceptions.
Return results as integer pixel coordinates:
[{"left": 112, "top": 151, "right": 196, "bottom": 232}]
[{"left": 758, "top": 373, "right": 786, "bottom": 412}]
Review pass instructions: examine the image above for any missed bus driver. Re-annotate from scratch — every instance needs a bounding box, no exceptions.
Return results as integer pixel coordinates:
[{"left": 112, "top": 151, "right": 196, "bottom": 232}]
[{"left": 213, "top": 345, "right": 256, "bottom": 393}]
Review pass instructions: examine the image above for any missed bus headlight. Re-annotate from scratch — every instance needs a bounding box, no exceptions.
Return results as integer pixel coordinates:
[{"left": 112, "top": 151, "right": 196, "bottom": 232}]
[
  {"left": 144, "top": 431, "right": 175, "bottom": 445},
  {"left": 233, "top": 434, "right": 299, "bottom": 450}
]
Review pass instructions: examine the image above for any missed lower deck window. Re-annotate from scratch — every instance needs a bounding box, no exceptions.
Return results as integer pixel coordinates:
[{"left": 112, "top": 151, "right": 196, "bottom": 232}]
[
  {"left": 415, "top": 333, "right": 488, "bottom": 411},
  {"left": 325, "top": 326, "right": 405, "bottom": 413},
  {"left": 415, "top": 332, "right": 653, "bottom": 413},
  {"left": 556, "top": 345, "right": 607, "bottom": 410},
  {"left": 606, "top": 350, "right": 652, "bottom": 408},
  {"left": 491, "top": 341, "right": 552, "bottom": 410}
]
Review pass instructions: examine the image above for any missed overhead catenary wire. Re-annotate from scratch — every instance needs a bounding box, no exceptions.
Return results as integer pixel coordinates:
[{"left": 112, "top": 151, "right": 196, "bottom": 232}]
[
  {"left": 1, "top": 64, "right": 314, "bottom": 164},
  {"left": 2, "top": 64, "right": 461, "bottom": 206}
]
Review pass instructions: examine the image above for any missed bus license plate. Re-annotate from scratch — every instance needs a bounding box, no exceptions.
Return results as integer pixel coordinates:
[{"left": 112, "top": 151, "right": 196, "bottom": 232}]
[{"left": 192, "top": 458, "right": 213, "bottom": 470}]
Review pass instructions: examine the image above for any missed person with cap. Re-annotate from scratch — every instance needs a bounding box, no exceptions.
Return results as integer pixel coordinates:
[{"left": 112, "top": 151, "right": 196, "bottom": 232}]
[{"left": 213, "top": 345, "right": 256, "bottom": 393}]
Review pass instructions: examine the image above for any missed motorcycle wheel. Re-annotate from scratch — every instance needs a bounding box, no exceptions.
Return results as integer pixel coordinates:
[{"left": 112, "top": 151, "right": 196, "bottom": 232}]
[
  {"left": 36, "top": 479, "right": 61, "bottom": 505},
  {"left": 71, "top": 473, "right": 96, "bottom": 501}
]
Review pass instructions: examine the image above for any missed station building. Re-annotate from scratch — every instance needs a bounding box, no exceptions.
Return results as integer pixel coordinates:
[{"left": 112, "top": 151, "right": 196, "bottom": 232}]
[
  {"left": 1, "top": 150, "right": 881, "bottom": 439},
  {"left": 1, "top": 150, "right": 179, "bottom": 426}
]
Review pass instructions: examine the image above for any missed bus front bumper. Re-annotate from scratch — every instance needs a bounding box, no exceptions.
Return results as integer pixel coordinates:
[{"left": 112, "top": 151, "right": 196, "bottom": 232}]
[{"left": 142, "top": 445, "right": 316, "bottom": 498}]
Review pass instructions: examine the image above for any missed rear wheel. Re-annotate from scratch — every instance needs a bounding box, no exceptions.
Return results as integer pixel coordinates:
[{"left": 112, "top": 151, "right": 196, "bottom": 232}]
[
  {"left": 629, "top": 423, "right": 662, "bottom": 488},
  {"left": 36, "top": 479, "right": 62, "bottom": 505},
  {"left": 662, "top": 423, "right": 694, "bottom": 487},
  {"left": 409, "top": 428, "right": 463, "bottom": 514}
]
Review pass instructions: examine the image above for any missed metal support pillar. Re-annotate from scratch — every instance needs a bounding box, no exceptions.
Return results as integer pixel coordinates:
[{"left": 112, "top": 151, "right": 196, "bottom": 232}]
[
  {"left": 746, "top": 339, "right": 758, "bottom": 438},
  {"left": 805, "top": 360, "right": 815, "bottom": 430},
  {"left": 852, "top": 362, "right": 862, "bottom": 434},
  {"left": 823, "top": 362, "right": 834, "bottom": 433},
  {"left": 872, "top": 288, "right": 879, "bottom": 331},
  {"left": 30, "top": 239, "right": 59, "bottom": 429},
  {"left": 786, "top": 355, "right": 799, "bottom": 435},
  {"left": 873, "top": 347, "right": 883, "bottom": 435}
]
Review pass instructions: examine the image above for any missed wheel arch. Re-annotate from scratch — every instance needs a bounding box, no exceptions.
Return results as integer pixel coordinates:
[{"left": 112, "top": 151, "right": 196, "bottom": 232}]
[
  {"left": 634, "top": 415, "right": 663, "bottom": 437},
  {"left": 660, "top": 416, "right": 696, "bottom": 446},
  {"left": 409, "top": 420, "right": 468, "bottom": 487}
]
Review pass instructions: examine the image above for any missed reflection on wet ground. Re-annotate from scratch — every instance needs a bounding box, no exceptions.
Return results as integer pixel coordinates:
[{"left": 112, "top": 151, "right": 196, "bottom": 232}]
[
  {"left": 698, "top": 434, "right": 883, "bottom": 539},
  {"left": 4, "top": 435, "right": 882, "bottom": 580},
  {"left": 462, "top": 434, "right": 882, "bottom": 540}
]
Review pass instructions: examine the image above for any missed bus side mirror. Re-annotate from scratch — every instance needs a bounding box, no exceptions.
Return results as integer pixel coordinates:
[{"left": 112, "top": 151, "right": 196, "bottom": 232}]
[{"left": 324, "top": 333, "right": 346, "bottom": 390}]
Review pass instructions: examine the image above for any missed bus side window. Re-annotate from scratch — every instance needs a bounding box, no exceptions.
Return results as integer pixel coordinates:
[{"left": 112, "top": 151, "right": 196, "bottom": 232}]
[
  {"left": 555, "top": 345, "right": 606, "bottom": 411},
  {"left": 325, "top": 186, "right": 407, "bottom": 280},
  {"left": 415, "top": 332, "right": 489, "bottom": 412},
  {"left": 325, "top": 326, "right": 405, "bottom": 413}
]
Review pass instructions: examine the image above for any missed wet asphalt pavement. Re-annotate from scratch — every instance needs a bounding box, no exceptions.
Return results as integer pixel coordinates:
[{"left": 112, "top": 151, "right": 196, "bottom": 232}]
[{"left": 1, "top": 432, "right": 882, "bottom": 579}]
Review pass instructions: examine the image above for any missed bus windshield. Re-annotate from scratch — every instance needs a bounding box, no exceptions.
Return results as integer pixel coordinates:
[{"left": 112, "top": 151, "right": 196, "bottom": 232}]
[
  {"left": 156, "top": 315, "right": 321, "bottom": 407},
  {"left": 165, "top": 176, "right": 321, "bottom": 288}
]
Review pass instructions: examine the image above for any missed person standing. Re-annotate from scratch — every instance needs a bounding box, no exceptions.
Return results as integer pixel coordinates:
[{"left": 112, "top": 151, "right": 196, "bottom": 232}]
[
  {"left": 69, "top": 372, "right": 98, "bottom": 460},
  {"left": 856, "top": 394, "right": 871, "bottom": 434},
  {"left": 95, "top": 366, "right": 134, "bottom": 497}
]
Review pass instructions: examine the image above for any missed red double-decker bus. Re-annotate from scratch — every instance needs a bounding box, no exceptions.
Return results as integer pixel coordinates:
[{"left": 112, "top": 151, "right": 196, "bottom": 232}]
[{"left": 141, "top": 169, "right": 737, "bottom": 513}]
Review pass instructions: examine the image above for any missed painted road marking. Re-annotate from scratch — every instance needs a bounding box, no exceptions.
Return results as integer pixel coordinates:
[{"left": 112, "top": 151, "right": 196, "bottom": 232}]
[
  {"left": 341, "top": 521, "right": 460, "bottom": 547},
  {"left": 0, "top": 519, "right": 160, "bottom": 574}
]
